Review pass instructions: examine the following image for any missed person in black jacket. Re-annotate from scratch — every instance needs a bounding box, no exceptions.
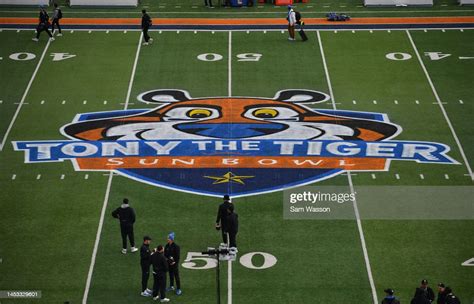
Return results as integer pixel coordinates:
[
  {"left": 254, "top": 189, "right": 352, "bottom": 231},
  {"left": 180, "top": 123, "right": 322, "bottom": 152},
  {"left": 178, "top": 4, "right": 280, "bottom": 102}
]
[
  {"left": 226, "top": 204, "right": 238, "bottom": 248},
  {"left": 216, "top": 194, "right": 232, "bottom": 245},
  {"left": 151, "top": 245, "right": 170, "bottom": 302},
  {"left": 412, "top": 280, "right": 435, "bottom": 304},
  {"left": 382, "top": 288, "right": 401, "bottom": 304},
  {"left": 164, "top": 232, "right": 182, "bottom": 296},
  {"left": 437, "top": 283, "right": 448, "bottom": 304},
  {"left": 444, "top": 287, "right": 461, "bottom": 304},
  {"left": 51, "top": 3, "right": 62, "bottom": 36},
  {"left": 32, "top": 7, "right": 54, "bottom": 42},
  {"left": 140, "top": 236, "right": 153, "bottom": 297},
  {"left": 111, "top": 198, "right": 137, "bottom": 254},
  {"left": 141, "top": 9, "right": 153, "bottom": 46}
]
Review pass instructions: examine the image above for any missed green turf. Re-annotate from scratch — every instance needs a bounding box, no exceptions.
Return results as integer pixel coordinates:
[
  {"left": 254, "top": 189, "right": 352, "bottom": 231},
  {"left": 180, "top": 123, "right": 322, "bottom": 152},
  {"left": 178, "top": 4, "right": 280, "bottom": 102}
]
[{"left": 0, "top": 28, "right": 472, "bottom": 304}]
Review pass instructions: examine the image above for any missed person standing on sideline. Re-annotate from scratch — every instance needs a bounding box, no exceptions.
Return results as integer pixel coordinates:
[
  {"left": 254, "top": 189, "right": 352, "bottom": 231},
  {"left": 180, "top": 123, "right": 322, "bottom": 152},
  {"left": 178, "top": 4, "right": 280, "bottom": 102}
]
[
  {"left": 151, "top": 245, "right": 170, "bottom": 303},
  {"left": 32, "top": 6, "right": 54, "bottom": 42},
  {"left": 204, "top": 0, "right": 214, "bottom": 8},
  {"left": 226, "top": 205, "right": 239, "bottom": 249},
  {"left": 382, "top": 288, "right": 401, "bottom": 304},
  {"left": 164, "top": 232, "right": 182, "bottom": 296},
  {"left": 415, "top": 279, "right": 435, "bottom": 303},
  {"left": 51, "top": 3, "right": 62, "bottom": 36},
  {"left": 286, "top": 5, "right": 296, "bottom": 41},
  {"left": 141, "top": 9, "right": 153, "bottom": 46},
  {"left": 444, "top": 287, "right": 460, "bottom": 304},
  {"left": 111, "top": 198, "right": 138, "bottom": 254},
  {"left": 140, "top": 236, "right": 153, "bottom": 297},
  {"left": 215, "top": 194, "right": 232, "bottom": 244}
]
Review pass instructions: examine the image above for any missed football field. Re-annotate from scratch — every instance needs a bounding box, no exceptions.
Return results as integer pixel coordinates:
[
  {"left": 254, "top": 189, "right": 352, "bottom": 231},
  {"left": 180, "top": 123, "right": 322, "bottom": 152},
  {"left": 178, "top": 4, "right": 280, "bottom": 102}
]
[{"left": 0, "top": 27, "right": 473, "bottom": 304}]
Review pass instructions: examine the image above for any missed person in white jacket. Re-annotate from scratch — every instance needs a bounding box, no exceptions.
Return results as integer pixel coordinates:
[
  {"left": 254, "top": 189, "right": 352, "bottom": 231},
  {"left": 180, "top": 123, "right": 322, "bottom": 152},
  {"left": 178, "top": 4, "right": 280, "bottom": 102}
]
[{"left": 287, "top": 5, "right": 296, "bottom": 41}]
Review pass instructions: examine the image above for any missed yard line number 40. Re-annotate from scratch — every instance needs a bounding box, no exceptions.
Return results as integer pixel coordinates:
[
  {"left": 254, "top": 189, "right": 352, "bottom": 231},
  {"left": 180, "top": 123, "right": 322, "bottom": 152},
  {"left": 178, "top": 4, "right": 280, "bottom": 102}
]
[{"left": 182, "top": 251, "right": 277, "bottom": 270}]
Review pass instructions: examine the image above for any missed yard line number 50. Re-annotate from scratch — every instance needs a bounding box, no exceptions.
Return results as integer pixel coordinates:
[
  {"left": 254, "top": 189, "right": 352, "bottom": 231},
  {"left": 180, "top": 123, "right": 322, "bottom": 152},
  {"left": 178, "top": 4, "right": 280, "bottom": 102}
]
[
  {"left": 197, "top": 53, "right": 263, "bottom": 62},
  {"left": 182, "top": 251, "right": 277, "bottom": 270}
]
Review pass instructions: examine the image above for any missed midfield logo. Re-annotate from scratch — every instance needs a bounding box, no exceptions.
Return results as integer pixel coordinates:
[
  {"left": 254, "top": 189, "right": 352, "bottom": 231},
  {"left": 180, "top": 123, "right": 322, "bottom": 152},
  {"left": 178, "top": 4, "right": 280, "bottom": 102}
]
[{"left": 14, "top": 89, "right": 458, "bottom": 197}]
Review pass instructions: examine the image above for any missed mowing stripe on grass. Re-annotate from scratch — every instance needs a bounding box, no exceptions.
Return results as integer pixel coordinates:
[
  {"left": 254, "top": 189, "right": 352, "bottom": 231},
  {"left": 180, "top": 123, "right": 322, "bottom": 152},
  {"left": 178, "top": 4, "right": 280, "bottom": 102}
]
[
  {"left": 82, "top": 33, "right": 143, "bottom": 304},
  {"left": 406, "top": 30, "right": 474, "bottom": 181},
  {"left": 228, "top": 30, "right": 233, "bottom": 304},
  {"left": 317, "top": 30, "right": 379, "bottom": 304},
  {"left": 0, "top": 39, "right": 50, "bottom": 152}
]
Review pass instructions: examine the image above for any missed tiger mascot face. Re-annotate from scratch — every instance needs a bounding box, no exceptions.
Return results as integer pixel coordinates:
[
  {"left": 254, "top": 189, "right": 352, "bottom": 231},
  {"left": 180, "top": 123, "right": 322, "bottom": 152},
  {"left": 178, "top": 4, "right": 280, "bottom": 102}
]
[{"left": 62, "top": 89, "right": 400, "bottom": 141}]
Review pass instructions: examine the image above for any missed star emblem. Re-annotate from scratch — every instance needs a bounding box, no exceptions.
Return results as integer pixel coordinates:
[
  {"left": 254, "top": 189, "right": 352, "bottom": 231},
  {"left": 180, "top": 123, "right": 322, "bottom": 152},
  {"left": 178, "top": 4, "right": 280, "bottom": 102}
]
[{"left": 204, "top": 172, "right": 254, "bottom": 185}]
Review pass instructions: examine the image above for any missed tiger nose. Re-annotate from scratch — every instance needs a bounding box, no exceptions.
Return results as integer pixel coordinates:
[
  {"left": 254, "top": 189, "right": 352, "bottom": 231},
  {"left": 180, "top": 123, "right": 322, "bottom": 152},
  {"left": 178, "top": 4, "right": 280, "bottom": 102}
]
[{"left": 175, "top": 123, "right": 286, "bottom": 138}]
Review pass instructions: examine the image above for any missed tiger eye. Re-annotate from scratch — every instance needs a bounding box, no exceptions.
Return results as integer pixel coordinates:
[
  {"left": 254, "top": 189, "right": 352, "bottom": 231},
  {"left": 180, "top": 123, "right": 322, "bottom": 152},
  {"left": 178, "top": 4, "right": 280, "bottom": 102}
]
[
  {"left": 188, "top": 109, "right": 212, "bottom": 118},
  {"left": 253, "top": 108, "right": 278, "bottom": 118}
]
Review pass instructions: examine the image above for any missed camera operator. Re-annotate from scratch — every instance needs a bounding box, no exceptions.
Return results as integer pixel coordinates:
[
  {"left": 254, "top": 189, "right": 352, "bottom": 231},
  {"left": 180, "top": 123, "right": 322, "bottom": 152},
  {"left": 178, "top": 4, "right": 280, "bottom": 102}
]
[
  {"left": 164, "top": 232, "right": 182, "bottom": 296},
  {"left": 151, "top": 245, "right": 170, "bottom": 302},
  {"left": 215, "top": 194, "right": 232, "bottom": 244}
]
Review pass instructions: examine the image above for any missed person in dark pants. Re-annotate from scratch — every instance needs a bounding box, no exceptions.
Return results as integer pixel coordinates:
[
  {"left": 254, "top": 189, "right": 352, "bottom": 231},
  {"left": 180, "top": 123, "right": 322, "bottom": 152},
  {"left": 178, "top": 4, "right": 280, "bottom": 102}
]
[
  {"left": 141, "top": 9, "right": 153, "bottom": 45},
  {"left": 226, "top": 205, "right": 238, "bottom": 248},
  {"left": 151, "top": 245, "right": 170, "bottom": 302},
  {"left": 111, "top": 198, "right": 137, "bottom": 254},
  {"left": 51, "top": 3, "right": 62, "bottom": 36},
  {"left": 216, "top": 194, "right": 232, "bottom": 245},
  {"left": 32, "top": 7, "right": 54, "bottom": 42},
  {"left": 140, "top": 236, "right": 153, "bottom": 297},
  {"left": 204, "top": 0, "right": 214, "bottom": 8},
  {"left": 164, "top": 232, "right": 182, "bottom": 296},
  {"left": 382, "top": 288, "right": 401, "bottom": 304}
]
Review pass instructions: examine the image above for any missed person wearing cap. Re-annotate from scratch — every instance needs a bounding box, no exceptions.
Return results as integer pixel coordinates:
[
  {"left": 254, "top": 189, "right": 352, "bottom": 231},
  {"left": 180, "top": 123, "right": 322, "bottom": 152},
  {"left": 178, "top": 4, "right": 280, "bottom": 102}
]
[
  {"left": 286, "top": 5, "right": 296, "bottom": 41},
  {"left": 140, "top": 236, "right": 153, "bottom": 297},
  {"left": 412, "top": 279, "right": 435, "bottom": 304},
  {"left": 216, "top": 194, "right": 233, "bottom": 245},
  {"left": 382, "top": 288, "right": 400, "bottom": 304},
  {"left": 164, "top": 232, "right": 182, "bottom": 296},
  {"left": 436, "top": 283, "right": 448, "bottom": 304},
  {"left": 111, "top": 198, "right": 138, "bottom": 254},
  {"left": 151, "top": 245, "right": 170, "bottom": 302},
  {"left": 226, "top": 204, "right": 239, "bottom": 249},
  {"left": 444, "top": 287, "right": 460, "bottom": 304},
  {"left": 32, "top": 6, "right": 54, "bottom": 42}
]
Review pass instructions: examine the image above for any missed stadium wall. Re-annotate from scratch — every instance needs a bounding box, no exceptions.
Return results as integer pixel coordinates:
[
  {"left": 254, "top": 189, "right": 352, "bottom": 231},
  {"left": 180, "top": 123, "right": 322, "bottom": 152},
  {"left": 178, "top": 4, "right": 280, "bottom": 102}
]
[
  {"left": 364, "top": 0, "right": 433, "bottom": 5},
  {"left": 70, "top": 0, "right": 138, "bottom": 6},
  {"left": 0, "top": 0, "right": 48, "bottom": 5}
]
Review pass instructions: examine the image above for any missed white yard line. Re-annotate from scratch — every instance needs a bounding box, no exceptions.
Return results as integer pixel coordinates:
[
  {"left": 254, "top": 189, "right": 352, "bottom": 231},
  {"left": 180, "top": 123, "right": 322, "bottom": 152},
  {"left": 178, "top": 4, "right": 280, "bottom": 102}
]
[
  {"left": 0, "top": 39, "right": 51, "bottom": 152},
  {"left": 125, "top": 33, "right": 143, "bottom": 109},
  {"left": 82, "top": 33, "right": 143, "bottom": 304},
  {"left": 317, "top": 30, "right": 379, "bottom": 304},
  {"left": 406, "top": 30, "right": 474, "bottom": 181},
  {"left": 82, "top": 171, "right": 113, "bottom": 304},
  {"left": 228, "top": 31, "right": 232, "bottom": 98},
  {"left": 228, "top": 260, "right": 233, "bottom": 304}
]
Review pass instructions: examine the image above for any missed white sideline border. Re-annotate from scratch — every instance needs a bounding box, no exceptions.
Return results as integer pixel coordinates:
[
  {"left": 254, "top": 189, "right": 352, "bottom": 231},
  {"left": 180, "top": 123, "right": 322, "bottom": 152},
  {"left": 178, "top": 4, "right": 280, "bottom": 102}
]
[
  {"left": 0, "top": 39, "right": 51, "bottom": 152},
  {"left": 81, "top": 33, "right": 143, "bottom": 304},
  {"left": 317, "top": 30, "right": 379, "bottom": 304},
  {"left": 406, "top": 30, "right": 474, "bottom": 181}
]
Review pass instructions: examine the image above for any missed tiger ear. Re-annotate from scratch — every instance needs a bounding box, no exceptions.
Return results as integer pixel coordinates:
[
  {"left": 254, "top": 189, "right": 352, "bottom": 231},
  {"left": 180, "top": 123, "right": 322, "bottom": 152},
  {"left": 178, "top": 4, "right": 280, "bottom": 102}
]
[
  {"left": 273, "top": 89, "right": 330, "bottom": 104},
  {"left": 137, "top": 89, "right": 191, "bottom": 104}
]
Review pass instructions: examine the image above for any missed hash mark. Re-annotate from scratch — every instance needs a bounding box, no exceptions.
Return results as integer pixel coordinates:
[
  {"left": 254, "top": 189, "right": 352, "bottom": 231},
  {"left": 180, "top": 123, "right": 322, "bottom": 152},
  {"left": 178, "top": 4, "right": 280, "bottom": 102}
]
[
  {"left": 85, "top": 174, "right": 89, "bottom": 180},
  {"left": 371, "top": 174, "right": 376, "bottom": 179},
  {"left": 419, "top": 174, "right": 424, "bottom": 180},
  {"left": 83, "top": 100, "right": 87, "bottom": 104},
  {"left": 444, "top": 174, "right": 449, "bottom": 180},
  {"left": 415, "top": 100, "right": 420, "bottom": 104},
  {"left": 373, "top": 100, "right": 377, "bottom": 104},
  {"left": 395, "top": 173, "right": 400, "bottom": 180},
  {"left": 442, "top": 29, "right": 446, "bottom": 32},
  {"left": 460, "top": 29, "right": 464, "bottom": 32},
  {"left": 159, "top": 31, "right": 162, "bottom": 34},
  {"left": 36, "top": 174, "right": 41, "bottom": 180},
  {"left": 388, "top": 30, "right": 391, "bottom": 33},
  {"left": 459, "top": 100, "right": 463, "bottom": 104},
  {"left": 369, "top": 30, "right": 373, "bottom": 33},
  {"left": 62, "top": 100, "right": 66, "bottom": 105},
  {"left": 17, "top": 29, "right": 20, "bottom": 33},
  {"left": 106, "top": 30, "right": 109, "bottom": 34},
  {"left": 70, "top": 30, "right": 74, "bottom": 33},
  {"left": 12, "top": 174, "right": 16, "bottom": 180},
  {"left": 0, "top": 100, "right": 2, "bottom": 104},
  {"left": 352, "top": 100, "right": 357, "bottom": 104},
  {"left": 40, "top": 100, "right": 45, "bottom": 104},
  {"left": 263, "top": 30, "right": 267, "bottom": 34},
  {"left": 88, "top": 30, "right": 91, "bottom": 34},
  {"left": 394, "top": 100, "right": 398, "bottom": 104},
  {"left": 177, "top": 31, "right": 181, "bottom": 34},
  {"left": 61, "top": 174, "right": 65, "bottom": 180},
  {"left": 194, "top": 31, "right": 197, "bottom": 34},
  {"left": 124, "top": 30, "right": 127, "bottom": 34},
  {"left": 246, "top": 30, "right": 250, "bottom": 34},
  {"left": 424, "top": 29, "right": 427, "bottom": 32},
  {"left": 352, "top": 30, "right": 355, "bottom": 33},
  {"left": 281, "top": 30, "right": 285, "bottom": 34},
  {"left": 103, "top": 100, "right": 108, "bottom": 104},
  {"left": 334, "top": 30, "right": 338, "bottom": 33}
]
